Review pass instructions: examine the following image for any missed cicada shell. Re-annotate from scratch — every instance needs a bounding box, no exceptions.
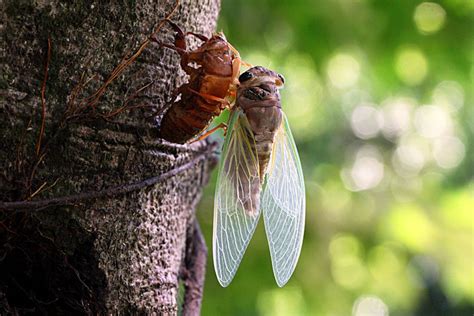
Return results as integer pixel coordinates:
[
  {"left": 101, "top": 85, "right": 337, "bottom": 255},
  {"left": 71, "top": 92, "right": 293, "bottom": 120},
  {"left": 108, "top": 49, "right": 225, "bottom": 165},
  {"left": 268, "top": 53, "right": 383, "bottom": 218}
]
[
  {"left": 213, "top": 66, "right": 305, "bottom": 287},
  {"left": 157, "top": 20, "right": 242, "bottom": 144}
]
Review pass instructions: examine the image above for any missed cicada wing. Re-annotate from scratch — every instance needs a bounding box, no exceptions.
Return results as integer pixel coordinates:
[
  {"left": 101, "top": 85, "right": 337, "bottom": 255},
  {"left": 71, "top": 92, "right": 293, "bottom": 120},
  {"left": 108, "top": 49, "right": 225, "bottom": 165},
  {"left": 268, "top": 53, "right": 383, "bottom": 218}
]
[
  {"left": 213, "top": 108, "right": 261, "bottom": 287},
  {"left": 262, "top": 113, "right": 305, "bottom": 287}
]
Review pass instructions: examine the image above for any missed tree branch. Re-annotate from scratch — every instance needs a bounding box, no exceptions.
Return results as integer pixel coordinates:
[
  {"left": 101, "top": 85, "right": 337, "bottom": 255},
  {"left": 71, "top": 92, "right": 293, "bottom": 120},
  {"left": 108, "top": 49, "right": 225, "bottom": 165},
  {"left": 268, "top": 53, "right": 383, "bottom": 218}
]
[{"left": 0, "top": 144, "right": 216, "bottom": 211}]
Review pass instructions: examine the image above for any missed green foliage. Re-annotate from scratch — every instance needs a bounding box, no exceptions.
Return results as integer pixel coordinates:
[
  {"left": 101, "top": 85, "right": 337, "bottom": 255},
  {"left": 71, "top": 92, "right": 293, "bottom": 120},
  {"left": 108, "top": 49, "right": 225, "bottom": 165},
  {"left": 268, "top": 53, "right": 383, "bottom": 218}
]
[{"left": 198, "top": 1, "right": 473, "bottom": 315}]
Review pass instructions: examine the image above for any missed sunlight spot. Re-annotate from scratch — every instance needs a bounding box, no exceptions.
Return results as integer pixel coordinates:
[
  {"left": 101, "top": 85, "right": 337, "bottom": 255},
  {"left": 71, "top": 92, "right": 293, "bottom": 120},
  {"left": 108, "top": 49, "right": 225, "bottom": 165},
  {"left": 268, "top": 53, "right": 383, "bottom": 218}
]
[
  {"left": 439, "top": 187, "right": 474, "bottom": 230},
  {"left": 351, "top": 103, "right": 382, "bottom": 139},
  {"left": 392, "top": 134, "right": 432, "bottom": 177},
  {"left": 414, "top": 2, "right": 446, "bottom": 35},
  {"left": 327, "top": 53, "right": 361, "bottom": 89},
  {"left": 380, "top": 97, "right": 414, "bottom": 140},
  {"left": 385, "top": 204, "right": 435, "bottom": 252},
  {"left": 342, "top": 145, "right": 384, "bottom": 191},
  {"left": 351, "top": 157, "right": 384, "bottom": 190},
  {"left": 352, "top": 295, "right": 389, "bottom": 316},
  {"left": 433, "top": 136, "right": 465, "bottom": 169},
  {"left": 414, "top": 105, "right": 453, "bottom": 138},
  {"left": 329, "top": 233, "right": 361, "bottom": 259},
  {"left": 395, "top": 47, "right": 428, "bottom": 86},
  {"left": 432, "top": 81, "right": 465, "bottom": 111},
  {"left": 368, "top": 244, "right": 404, "bottom": 282},
  {"left": 332, "top": 256, "right": 367, "bottom": 290}
]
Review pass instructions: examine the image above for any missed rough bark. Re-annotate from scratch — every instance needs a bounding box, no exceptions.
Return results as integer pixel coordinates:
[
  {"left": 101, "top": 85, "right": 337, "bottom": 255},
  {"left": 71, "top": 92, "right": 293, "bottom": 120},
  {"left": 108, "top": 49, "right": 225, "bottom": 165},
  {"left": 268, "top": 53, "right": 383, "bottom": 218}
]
[{"left": 0, "top": 0, "right": 220, "bottom": 314}]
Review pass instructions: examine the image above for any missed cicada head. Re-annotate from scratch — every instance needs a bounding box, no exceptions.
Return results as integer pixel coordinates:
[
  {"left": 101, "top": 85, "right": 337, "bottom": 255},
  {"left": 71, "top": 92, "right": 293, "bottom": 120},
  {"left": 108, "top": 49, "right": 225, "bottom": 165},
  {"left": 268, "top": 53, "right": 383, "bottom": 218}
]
[
  {"left": 238, "top": 66, "right": 285, "bottom": 88},
  {"left": 236, "top": 66, "right": 285, "bottom": 110}
]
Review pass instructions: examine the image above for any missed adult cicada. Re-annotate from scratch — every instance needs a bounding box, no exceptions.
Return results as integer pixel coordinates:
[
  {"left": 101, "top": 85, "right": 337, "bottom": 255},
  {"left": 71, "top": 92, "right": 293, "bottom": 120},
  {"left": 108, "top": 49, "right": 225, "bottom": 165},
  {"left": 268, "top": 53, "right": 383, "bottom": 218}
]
[{"left": 213, "top": 66, "right": 305, "bottom": 287}]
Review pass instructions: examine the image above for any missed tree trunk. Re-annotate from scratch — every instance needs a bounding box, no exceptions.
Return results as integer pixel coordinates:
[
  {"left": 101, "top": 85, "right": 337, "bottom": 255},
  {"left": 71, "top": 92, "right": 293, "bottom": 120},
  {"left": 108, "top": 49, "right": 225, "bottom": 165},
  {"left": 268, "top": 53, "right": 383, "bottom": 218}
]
[{"left": 0, "top": 0, "right": 220, "bottom": 314}]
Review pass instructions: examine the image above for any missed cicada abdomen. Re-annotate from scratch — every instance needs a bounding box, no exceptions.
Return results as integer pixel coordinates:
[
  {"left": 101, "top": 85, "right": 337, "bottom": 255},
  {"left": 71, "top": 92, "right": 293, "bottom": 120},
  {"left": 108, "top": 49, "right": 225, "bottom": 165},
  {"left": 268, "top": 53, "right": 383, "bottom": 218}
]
[
  {"left": 157, "top": 21, "right": 242, "bottom": 144},
  {"left": 213, "top": 66, "right": 305, "bottom": 287}
]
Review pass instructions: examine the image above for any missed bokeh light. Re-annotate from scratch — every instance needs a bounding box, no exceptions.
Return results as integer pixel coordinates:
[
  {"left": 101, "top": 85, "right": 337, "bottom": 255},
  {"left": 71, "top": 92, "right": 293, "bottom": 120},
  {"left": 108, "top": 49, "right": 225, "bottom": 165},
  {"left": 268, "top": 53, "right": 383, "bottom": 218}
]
[
  {"left": 432, "top": 136, "right": 465, "bottom": 169},
  {"left": 342, "top": 145, "right": 384, "bottom": 191},
  {"left": 392, "top": 135, "right": 429, "bottom": 177},
  {"left": 350, "top": 103, "right": 382, "bottom": 139},
  {"left": 414, "top": 105, "right": 453, "bottom": 138},
  {"left": 432, "top": 80, "right": 465, "bottom": 111},
  {"left": 327, "top": 53, "right": 361, "bottom": 89},
  {"left": 368, "top": 244, "right": 405, "bottom": 282},
  {"left": 414, "top": 2, "right": 447, "bottom": 35},
  {"left": 352, "top": 295, "right": 389, "bottom": 316},
  {"left": 384, "top": 204, "right": 436, "bottom": 252},
  {"left": 395, "top": 47, "right": 428, "bottom": 86},
  {"left": 380, "top": 97, "right": 414, "bottom": 140}
]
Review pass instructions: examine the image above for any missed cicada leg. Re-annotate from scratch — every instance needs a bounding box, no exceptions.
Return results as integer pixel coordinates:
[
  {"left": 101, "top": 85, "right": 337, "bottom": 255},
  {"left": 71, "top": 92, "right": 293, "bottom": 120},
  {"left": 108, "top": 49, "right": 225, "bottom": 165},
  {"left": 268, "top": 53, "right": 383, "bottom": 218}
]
[
  {"left": 189, "top": 122, "right": 228, "bottom": 143},
  {"left": 184, "top": 31, "right": 209, "bottom": 42},
  {"left": 159, "top": 19, "right": 212, "bottom": 55},
  {"left": 225, "top": 56, "right": 241, "bottom": 100},
  {"left": 187, "top": 88, "right": 231, "bottom": 110}
]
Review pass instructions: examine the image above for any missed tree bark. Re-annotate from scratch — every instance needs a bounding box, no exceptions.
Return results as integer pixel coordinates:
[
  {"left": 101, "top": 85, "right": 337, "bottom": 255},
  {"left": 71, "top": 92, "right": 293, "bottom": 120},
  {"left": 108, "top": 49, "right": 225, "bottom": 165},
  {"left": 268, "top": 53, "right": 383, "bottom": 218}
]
[{"left": 0, "top": 0, "right": 220, "bottom": 314}]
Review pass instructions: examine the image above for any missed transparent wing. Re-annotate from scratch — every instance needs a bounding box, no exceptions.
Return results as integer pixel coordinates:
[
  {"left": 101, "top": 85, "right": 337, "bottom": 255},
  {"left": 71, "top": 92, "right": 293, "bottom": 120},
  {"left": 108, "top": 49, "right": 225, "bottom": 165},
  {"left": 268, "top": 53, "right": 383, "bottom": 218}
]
[
  {"left": 213, "top": 108, "right": 261, "bottom": 287},
  {"left": 262, "top": 113, "right": 305, "bottom": 287}
]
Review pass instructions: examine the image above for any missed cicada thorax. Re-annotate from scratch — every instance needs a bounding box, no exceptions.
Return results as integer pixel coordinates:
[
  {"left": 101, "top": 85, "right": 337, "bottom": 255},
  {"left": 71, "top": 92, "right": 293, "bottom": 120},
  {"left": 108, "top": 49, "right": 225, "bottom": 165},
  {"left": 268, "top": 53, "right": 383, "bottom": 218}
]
[
  {"left": 158, "top": 24, "right": 239, "bottom": 144},
  {"left": 238, "top": 100, "right": 282, "bottom": 217},
  {"left": 234, "top": 67, "right": 285, "bottom": 216}
]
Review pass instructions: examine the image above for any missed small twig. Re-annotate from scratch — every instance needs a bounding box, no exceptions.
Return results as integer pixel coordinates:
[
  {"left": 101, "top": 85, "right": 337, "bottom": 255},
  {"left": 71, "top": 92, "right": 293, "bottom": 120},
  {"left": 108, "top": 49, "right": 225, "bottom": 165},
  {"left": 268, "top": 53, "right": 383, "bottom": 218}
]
[
  {"left": 0, "top": 221, "right": 19, "bottom": 236},
  {"left": 64, "top": 256, "right": 93, "bottom": 294},
  {"left": 181, "top": 220, "right": 208, "bottom": 316},
  {"left": 28, "top": 181, "right": 48, "bottom": 199},
  {"left": 27, "top": 151, "right": 47, "bottom": 194},
  {"left": 35, "top": 37, "right": 52, "bottom": 156},
  {"left": 0, "top": 147, "right": 213, "bottom": 211},
  {"left": 64, "top": 71, "right": 87, "bottom": 118},
  {"left": 101, "top": 81, "right": 155, "bottom": 118}
]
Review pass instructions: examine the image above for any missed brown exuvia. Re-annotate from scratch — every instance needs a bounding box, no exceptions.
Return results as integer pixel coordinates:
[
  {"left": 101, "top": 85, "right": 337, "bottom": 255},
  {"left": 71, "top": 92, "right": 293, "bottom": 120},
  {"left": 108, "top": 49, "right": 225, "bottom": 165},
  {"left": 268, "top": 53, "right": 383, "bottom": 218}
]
[{"left": 157, "top": 21, "right": 242, "bottom": 144}]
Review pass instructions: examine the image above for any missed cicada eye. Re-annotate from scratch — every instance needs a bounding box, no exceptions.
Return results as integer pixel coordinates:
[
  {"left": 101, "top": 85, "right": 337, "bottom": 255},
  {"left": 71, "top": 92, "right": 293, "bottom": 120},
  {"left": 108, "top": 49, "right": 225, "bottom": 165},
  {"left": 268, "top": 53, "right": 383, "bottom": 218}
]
[
  {"left": 239, "top": 71, "right": 254, "bottom": 83},
  {"left": 277, "top": 74, "right": 285, "bottom": 84}
]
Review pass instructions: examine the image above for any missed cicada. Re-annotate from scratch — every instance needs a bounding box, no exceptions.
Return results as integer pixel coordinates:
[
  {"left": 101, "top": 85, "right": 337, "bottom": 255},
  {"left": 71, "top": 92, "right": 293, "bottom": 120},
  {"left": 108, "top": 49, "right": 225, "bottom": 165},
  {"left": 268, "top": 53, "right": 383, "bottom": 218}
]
[
  {"left": 157, "top": 20, "right": 242, "bottom": 144},
  {"left": 213, "top": 66, "right": 305, "bottom": 287}
]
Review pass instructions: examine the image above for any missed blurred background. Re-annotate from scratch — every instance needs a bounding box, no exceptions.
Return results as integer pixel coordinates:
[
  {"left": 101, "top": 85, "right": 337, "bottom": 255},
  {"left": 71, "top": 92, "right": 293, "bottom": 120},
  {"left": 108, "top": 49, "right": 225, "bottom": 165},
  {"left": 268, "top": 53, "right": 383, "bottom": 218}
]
[{"left": 196, "top": 1, "right": 473, "bottom": 315}]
